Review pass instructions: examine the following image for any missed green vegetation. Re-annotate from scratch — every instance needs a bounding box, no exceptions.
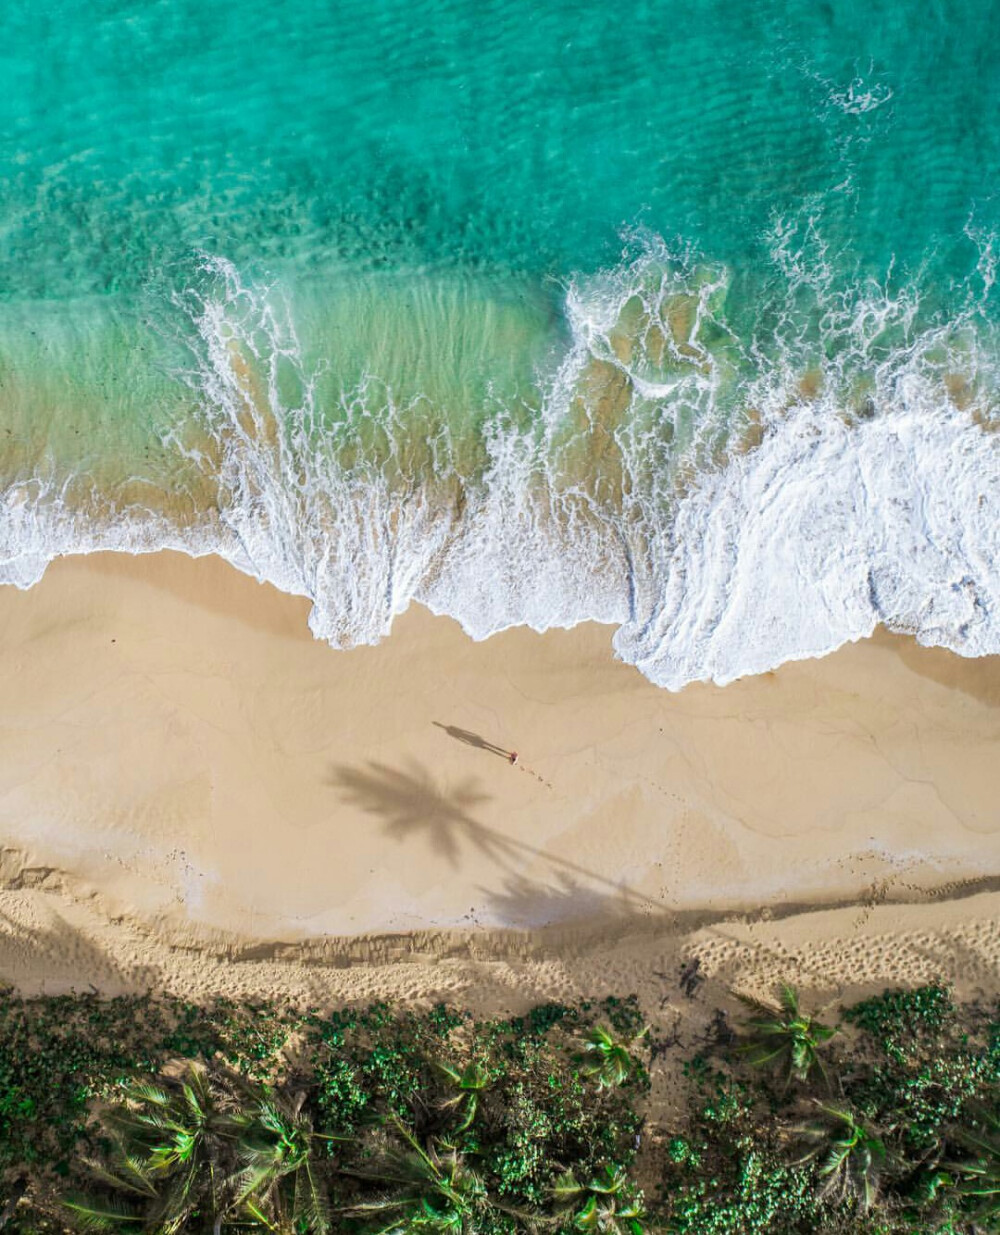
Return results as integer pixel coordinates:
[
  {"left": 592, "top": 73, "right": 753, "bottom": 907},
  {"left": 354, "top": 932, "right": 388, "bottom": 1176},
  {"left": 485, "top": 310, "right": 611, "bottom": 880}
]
[
  {"left": 552, "top": 1164, "right": 645, "bottom": 1234},
  {"left": 4, "top": 982, "right": 1000, "bottom": 1232},
  {"left": 791, "top": 1103, "right": 890, "bottom": 1211},
  {"left": 661, "top": 982, "right": 1000, "bottom": 1234},
  {"left": 64, "top": 1064, "right": 332, "bottom": 1235},
  {"left": 736, "top": 984, "right": 835, "bottom": 1088},
  {"left": 0, "top": 993, "right": 645, "bottom": 1234},
  {"left": 579, "top": 1025, "right": 648, "bottom": 1092}
]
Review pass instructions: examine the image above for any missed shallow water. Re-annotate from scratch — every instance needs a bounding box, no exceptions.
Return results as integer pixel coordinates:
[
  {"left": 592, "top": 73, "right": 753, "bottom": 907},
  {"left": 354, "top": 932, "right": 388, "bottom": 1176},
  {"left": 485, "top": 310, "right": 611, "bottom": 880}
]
[{"left": 0, "top": 0, "right": 998, "bottom": 686}]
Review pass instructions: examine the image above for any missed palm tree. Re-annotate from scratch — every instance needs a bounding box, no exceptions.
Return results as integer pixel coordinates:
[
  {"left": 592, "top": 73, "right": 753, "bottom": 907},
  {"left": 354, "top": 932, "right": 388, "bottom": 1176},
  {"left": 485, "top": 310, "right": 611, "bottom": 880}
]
[
  {"left": 579, "top": 1026, "right": 647, "bottom": 1091},
  {"left": 339, "top": 1119, "right": 489, "bottom": 1233},
  {"left": 65, "top": 1066, "right": 237, "bottom": 1234},
  {"left": 434, "top": 1061, "right": 490, "bottom": 1136},
  {"left": 552, "top": 1164, "right": 645, "bottom": 1234},
  {"left": 236, "top": 1091, "right": 332, "bottom": 1235},
  {"left": 937, "top": 1105, "right": 1000, "bottom": 1226},
  {"left": 736, "top": 984, "right": 835, "bottom": 1087},
  {"left": 793, "top": 1103, "right": 890, "bottom": 1212},
  {"left": 64, "top": 1064, "right": 332, "bottom": 1235}
]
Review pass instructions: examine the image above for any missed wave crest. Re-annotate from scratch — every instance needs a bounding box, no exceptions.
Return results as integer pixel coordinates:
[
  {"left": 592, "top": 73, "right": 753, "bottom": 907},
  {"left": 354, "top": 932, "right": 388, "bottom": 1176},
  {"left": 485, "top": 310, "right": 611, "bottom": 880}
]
[{"left": 2, "top": 238, "right": 999, "bottom": 689}]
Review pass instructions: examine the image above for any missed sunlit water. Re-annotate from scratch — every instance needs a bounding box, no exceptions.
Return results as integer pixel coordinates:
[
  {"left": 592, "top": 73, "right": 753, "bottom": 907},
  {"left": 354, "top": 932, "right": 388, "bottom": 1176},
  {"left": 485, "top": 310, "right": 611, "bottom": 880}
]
[{"left": 1, "top": 0, "right": 998, "bottom": 686}]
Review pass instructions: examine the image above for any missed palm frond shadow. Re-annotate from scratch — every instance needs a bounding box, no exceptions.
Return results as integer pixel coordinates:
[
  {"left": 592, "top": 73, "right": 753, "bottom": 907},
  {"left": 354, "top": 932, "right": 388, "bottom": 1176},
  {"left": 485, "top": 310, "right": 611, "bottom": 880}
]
[
  {"left": 0, "top": 903, "right": 159, "bottom": 994},
  {"left": 483, "top": 872, "right": 660, "bottom": 928},
  {"left": 330, "top": 760, "right": 513, "bottom": 871},
  {"left": 328, "top": 760, "right": 667, "bottom": 921},
  {"left": 901, "top": 933, "right": 998, "bottom": 999}
]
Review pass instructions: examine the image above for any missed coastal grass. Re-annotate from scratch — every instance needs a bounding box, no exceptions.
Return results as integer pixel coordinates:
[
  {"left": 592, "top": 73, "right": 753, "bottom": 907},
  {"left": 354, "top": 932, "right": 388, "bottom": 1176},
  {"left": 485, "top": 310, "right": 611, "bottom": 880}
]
[{"left": 1, "top": 984, "right": 1000, "bottom": 1231}]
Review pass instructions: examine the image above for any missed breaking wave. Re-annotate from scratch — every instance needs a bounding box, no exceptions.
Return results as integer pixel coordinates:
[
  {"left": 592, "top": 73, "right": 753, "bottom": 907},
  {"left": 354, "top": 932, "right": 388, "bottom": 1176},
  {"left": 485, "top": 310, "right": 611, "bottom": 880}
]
[{"left": 1, "top": 231, "right": 998, "bottom": 690}]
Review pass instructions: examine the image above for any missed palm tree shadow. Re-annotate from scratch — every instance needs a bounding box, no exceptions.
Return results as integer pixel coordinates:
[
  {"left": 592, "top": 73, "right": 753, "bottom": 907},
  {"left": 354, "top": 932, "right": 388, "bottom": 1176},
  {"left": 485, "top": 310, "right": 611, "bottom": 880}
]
[
  {"left": 329, "top": 760, "right": 519, "bottom": 870},
  {"left": 329, "top": 759, "right": 667, "bottom": 917},
  {"left": 484, "top": 872, "right": 663, "bottom": 929},
  {"left": 0, "top": 902, "right": 159, "bottom": 994}
]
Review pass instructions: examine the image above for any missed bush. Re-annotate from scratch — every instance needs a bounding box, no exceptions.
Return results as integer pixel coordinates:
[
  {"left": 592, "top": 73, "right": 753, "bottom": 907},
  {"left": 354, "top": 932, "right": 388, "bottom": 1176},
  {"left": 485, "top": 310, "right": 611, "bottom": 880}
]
[
  {"left": 307, "top": 996, "right": 645, "bottom": 1213},
  {"left": 657, "top": 985, "right": 1000, "bottom": 1235},
  {"left": 844, "top": 985, "right": 956, "bottom": 1060},
  {"left": 6, "top": 982, "right": 1000, "bottom": 1235},
  {"left": 0, "top": 991, "right": 649, "bottom": 1233}
]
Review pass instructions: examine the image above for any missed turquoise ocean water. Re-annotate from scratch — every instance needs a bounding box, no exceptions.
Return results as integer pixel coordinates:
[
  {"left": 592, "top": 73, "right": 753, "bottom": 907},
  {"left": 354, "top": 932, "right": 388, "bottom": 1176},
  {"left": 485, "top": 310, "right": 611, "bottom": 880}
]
[{"left": 0, "top": 0, "right": 998, "bottom": 686}]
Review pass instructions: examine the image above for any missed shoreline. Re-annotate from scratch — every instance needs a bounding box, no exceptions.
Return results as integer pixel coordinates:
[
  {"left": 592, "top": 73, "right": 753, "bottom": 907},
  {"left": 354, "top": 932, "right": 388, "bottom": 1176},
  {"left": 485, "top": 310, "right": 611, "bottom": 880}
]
[{"left": 0, "top": 550, "right": 995, "bottom": 956}]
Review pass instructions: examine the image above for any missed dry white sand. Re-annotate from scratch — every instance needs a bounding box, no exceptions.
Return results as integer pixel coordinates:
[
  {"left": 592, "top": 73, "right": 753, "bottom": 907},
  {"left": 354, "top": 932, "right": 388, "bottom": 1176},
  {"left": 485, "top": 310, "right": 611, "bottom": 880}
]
[{"left": 0, "top": 550, "right": 998, "bottom": 1014}]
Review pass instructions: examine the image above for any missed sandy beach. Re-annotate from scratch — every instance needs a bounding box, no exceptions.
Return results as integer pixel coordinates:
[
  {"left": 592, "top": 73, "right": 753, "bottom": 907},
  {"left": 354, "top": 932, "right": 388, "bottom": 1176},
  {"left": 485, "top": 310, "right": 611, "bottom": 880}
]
[{"left": 0, "top": 549, "right": 998, "bottom": 1011}]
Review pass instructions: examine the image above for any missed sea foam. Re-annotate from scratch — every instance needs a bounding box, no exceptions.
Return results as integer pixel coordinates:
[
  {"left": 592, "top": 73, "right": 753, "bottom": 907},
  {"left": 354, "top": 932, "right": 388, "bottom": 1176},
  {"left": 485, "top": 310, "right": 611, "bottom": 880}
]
[
  {"left": 1, "top": 242, "right": 998, "bottom": 691},
  {"left": 615, "top": 398, "right": 1000, "bottom": 688}
]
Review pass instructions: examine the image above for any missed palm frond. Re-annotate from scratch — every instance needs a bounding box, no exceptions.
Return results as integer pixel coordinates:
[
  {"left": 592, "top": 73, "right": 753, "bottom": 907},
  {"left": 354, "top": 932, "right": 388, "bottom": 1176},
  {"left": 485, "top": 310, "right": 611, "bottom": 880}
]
[
  {"left": 62, "top": 1196, "right": 144, "bottom": 1233},
  {"left": 293, "top": 1161, "right": 332, "bottom": 1235},
  {"left": 239, "top": 1197, "right": 279, "bottom": 1233},
  {"left": 126, "top": 1079, "right": 172, "bottom": 1103},
  {"left": 551, "top": 1170, "right": 583, "bottom": 1204},
  {"left": 79, "top": 1149, "right": 158, "bottom": 1201},
  {"left": 778, "top": 984, "right": 800, "bottom": 1018},
  {"left": 433, "top": 1061, "right": 464, "bottom": 1086},
  {"left": 736, "top": 984, "right": 834, "bottom": 1087}
]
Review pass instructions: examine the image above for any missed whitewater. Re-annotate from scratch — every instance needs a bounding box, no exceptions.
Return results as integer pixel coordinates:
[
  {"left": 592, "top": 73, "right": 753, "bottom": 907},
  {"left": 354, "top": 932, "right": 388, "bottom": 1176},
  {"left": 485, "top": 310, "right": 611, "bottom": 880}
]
[
  {"left": 2, "top": 0, "right": 999, "bottom": 689},
  {"left": 1, "top": 232, "right": 997, "bottom": 692}
]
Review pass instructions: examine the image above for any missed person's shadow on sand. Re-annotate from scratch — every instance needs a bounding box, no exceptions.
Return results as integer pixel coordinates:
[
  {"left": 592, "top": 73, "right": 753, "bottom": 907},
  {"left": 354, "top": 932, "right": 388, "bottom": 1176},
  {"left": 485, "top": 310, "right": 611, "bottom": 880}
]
[{"left": 432, "top": 722, "right": 515, "bottom": 762}]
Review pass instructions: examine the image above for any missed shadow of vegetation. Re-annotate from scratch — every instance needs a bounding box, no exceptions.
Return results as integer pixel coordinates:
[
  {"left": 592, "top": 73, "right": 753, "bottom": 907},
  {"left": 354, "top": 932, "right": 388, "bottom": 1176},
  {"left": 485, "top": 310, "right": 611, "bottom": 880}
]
[
  {"left": 330, "top": 760, "right": 511, "bottom": 870},
  {"left": 329, "top": 760, "right": 668, "bottom": 921},
  {"left": 329, "top": 763, "right": 1000, "bottom": 947},
  {"left": 0, "top": 902, "right": 159, "bottom": 995},
  {"left": 483, "top": 872, "right": 668, "bottom": 929}
]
